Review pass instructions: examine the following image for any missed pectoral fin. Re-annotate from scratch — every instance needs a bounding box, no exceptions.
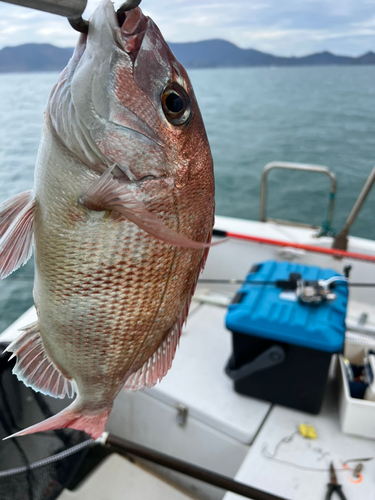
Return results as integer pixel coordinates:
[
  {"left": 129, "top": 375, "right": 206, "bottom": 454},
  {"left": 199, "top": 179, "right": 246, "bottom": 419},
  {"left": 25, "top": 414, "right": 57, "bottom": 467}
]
[
  {"left": 81, "top": 166, "right": 217, "bottom": 249},
  {"left": 0, "top": 191, "right": 35, "bottom": 279},
  {"left": 0, "top": 191, "right": 32, "bottom": 238}
]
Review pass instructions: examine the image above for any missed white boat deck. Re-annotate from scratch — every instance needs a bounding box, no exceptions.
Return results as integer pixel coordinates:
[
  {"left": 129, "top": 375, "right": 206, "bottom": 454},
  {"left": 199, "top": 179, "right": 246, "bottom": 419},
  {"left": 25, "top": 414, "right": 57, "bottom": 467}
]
[
  {"left": 224, "top": 385, "right": 375, "bottom": 500},
  {"left": 149, "top": 303, "right": 271, "bottom": 444},
  {"left": 1, "top": 215, "right": 375, "bottom": 499},
  {"left": 58, "top": 453, "right": 194, "bottom": 500}
]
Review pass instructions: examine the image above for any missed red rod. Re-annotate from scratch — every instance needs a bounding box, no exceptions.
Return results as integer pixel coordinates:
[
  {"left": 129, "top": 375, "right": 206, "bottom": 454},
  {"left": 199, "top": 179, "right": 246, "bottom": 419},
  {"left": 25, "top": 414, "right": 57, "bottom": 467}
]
[{"left": 225, "top": 231, "right": 375, "bottom": 263}]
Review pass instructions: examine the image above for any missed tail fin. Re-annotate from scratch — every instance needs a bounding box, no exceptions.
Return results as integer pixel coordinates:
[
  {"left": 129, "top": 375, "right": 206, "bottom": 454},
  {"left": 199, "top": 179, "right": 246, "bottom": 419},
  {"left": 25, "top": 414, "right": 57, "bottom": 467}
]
[{"left": 4, "top": 401, "right": 111, "bottom": 440}]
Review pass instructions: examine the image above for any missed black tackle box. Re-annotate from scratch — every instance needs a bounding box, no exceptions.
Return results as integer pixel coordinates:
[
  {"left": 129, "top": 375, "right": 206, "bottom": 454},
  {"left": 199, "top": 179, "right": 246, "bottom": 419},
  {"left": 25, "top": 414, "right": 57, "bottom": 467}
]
[{"left": 225, "top": 261, "right": 348, "bottom": 414}]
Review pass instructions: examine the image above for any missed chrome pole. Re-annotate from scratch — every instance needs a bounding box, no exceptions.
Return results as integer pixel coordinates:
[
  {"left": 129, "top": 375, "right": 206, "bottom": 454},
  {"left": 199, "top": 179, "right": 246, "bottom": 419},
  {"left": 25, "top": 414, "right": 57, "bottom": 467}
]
[
  {"left": 333, "top": 166, "right": 375, "bottom": 250},
  {"left": 0, "top": 0, "right": 87, "bottom": 18}
]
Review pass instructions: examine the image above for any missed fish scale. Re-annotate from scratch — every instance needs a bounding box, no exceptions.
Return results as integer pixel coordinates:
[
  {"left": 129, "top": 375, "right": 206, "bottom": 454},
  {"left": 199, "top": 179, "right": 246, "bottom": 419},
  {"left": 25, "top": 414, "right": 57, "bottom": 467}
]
[{"left": 36, "top": 129, "right": 197, "bottom": 395}]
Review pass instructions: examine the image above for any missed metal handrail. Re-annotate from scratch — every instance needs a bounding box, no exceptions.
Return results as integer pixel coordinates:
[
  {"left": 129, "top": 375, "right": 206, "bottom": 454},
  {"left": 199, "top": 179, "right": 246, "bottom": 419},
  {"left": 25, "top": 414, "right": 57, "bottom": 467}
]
[
  {"left": 259, "top": 161, "right": 337, "bottom": 232},
  {"left": 333, "top": 166, "right": 375, "bottom": 250}
]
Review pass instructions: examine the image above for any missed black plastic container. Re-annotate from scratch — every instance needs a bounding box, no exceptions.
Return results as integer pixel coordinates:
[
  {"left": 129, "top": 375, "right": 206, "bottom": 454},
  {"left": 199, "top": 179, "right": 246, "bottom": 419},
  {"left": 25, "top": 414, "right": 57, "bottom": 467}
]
[
  {"left": 225, "top": 261, "right": 348, "bottom": 414},
  {"left": 226, "top": 333, "right": 334, "bottom": 414}
]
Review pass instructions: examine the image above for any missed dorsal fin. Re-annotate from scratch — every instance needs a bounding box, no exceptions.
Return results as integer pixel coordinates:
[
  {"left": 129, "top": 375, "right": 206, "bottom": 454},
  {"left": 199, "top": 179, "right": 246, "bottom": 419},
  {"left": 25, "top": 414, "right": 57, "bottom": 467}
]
[
  {"left": 4, "top": 321, "right": 75, "bottom": 399},
  {"left": 124, "top": 316, "right": 183, "bottom": 391}
]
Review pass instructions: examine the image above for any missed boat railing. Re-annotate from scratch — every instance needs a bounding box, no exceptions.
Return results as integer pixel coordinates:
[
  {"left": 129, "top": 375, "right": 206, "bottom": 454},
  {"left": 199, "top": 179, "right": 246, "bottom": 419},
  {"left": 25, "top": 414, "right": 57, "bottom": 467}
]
[
  {"left": 259, "top": 161, "right": 336, "bottom": 234},
  {"left": 333, "top": 166, "right": 375, "bottom": 251}
]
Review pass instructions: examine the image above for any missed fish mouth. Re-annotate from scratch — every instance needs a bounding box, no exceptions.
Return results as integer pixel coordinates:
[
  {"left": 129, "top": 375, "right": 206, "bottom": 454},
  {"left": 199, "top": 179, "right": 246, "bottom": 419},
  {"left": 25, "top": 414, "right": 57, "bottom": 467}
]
[
  {"left": 73, "top": 3, "right": 149, "bottom": 69},
  {"left": 117, "top": 4, "right": 148, "bottom": 64}
]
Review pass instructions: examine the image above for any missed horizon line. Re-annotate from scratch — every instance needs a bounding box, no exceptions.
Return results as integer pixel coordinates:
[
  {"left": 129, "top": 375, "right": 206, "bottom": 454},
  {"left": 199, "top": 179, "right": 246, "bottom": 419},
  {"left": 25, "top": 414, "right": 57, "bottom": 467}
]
[{"left": 0, "top": 40, "right": 374, "bottom": 60}]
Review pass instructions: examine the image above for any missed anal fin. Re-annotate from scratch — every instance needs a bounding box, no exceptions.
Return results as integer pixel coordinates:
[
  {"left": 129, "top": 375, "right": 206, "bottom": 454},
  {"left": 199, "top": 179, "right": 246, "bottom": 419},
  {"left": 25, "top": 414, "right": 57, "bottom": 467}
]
[
  {"left": 0, "top": 193, "right": 35, "bottom": 279},
  {"left": 124, "top": 321, "right": 181, "bottom": 391},
  {"left": 4, "top": 321, "right": 75, "bottom": 399}
]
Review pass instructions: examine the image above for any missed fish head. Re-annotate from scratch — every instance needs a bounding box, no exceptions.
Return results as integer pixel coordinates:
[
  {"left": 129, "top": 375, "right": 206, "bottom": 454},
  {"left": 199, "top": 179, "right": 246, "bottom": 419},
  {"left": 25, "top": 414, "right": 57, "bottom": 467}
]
[{"left": 49, "top": 0, "right": 214, "bottom": 196}]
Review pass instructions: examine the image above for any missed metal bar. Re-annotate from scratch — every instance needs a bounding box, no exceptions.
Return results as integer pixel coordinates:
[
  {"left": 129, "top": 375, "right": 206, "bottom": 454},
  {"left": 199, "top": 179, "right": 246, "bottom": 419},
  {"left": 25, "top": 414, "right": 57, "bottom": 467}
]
[
  {"left": 0, "top": 0, "right": 87, "bottom": 18},
  {"left": 266, "top": 218, "right": 319, "bottom": 229},
  {"left": 105, "top": 434, "right": 289, "bottom": 500},
  {"left": 333, "top": 166, "right": 375, "bottom": 251},
  {"left": 259, "top": 161, "right": 336, "bottom": 231}
]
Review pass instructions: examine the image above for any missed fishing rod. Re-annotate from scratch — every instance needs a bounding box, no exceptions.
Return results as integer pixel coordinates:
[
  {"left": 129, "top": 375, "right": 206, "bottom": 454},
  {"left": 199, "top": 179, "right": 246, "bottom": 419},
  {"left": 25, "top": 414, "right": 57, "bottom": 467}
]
[
  {"left": 212, "top": 229, "right": 375, "bottom": 263},
  {"left": 6, "top": 275, "right": 375, "bottom": 287},
  {"left": 198, "top": 279, "right": 375, "bottom": 288}
]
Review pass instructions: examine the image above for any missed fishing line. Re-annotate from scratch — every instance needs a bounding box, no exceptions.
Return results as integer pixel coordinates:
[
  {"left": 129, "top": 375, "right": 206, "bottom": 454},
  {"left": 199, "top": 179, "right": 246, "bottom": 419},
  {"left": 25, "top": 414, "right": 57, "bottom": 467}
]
[
  {"left": 260, "top": 433, "right": 360, "bottom": 474},
  {"left": 261, "top": 447, "right": 352, "bottom": 474}
]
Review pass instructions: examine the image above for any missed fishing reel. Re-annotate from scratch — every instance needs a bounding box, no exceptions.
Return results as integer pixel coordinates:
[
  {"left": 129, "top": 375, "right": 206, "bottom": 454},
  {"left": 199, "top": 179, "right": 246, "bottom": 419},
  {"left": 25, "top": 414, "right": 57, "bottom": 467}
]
[
  {"left": 295, "top": 277, "right": 337, "bottom": 305},
  {"left": 277, "top": 272, "right": 342, "bottom": 305}
]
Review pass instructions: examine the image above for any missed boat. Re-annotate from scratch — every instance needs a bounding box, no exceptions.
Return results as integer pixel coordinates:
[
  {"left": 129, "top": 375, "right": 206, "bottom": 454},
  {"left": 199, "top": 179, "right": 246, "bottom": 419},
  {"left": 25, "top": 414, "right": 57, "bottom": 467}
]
[{"left": 1, "top": 161, "right": 375, "bottom": 500}]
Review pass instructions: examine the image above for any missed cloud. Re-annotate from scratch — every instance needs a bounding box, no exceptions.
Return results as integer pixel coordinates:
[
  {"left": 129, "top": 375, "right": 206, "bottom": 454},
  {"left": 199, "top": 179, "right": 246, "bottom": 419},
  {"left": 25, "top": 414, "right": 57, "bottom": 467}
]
[{"left": 0, "top": 0, "right": 374, "bottom": 56}]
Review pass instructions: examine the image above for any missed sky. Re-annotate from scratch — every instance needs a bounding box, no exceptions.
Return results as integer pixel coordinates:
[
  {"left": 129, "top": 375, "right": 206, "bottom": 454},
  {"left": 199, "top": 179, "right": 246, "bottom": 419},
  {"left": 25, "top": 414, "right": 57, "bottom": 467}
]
[{"left": 0, "top": 0, "right": 375, "bottom": 56}]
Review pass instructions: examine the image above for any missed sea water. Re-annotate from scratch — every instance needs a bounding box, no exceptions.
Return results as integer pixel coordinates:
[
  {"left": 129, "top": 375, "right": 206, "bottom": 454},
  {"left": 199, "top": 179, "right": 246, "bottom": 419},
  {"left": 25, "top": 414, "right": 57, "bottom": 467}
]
[{"left": 0, "top": 66, "right": 375, "bottom": 331}]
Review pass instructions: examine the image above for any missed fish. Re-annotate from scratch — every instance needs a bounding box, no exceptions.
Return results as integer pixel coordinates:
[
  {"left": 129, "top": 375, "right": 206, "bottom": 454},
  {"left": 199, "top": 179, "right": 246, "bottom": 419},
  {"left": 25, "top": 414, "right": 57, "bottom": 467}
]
[{"left": 0, "top": 0, "right": 215, "bottom": 439}]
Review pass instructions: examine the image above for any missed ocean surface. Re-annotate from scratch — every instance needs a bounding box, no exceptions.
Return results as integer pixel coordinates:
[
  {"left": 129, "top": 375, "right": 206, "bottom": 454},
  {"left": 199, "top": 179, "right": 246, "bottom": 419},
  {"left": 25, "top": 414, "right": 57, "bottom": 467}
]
[{"left": 0, "top": 66, "right": 375, "bottom": 332}]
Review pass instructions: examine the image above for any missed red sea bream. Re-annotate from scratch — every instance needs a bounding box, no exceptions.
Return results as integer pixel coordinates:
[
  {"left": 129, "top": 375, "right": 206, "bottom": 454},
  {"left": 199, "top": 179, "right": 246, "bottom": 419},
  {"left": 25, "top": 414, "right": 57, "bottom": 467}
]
[{"left": 0, "top": 0, "right": 215, "bottom": 439}]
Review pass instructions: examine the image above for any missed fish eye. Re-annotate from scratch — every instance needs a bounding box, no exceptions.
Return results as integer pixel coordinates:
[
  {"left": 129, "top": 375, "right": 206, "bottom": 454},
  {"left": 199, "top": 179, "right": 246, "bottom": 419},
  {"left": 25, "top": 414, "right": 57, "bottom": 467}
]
[{"left": 161, "top": 84, "right": 191, "bottom": 126}]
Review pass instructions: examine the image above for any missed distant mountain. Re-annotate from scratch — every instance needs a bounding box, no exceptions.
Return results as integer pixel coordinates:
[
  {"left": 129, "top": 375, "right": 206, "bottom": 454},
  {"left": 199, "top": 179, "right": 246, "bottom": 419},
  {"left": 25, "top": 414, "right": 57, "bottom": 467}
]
[
  {"left": 0, "top": 44, "right": 72, "bottom": 73},
  {"left": 169, "top": 40, "right": 375, "bottom": 68},
  {"left": 169, "top": 40, "right": 275, "bottom": 68},
  {"left": 0, "top": 40, "right": 374, "bottom": 73},
  {"left": 168, "top": 39, "right": 274, "bottom": 68}
]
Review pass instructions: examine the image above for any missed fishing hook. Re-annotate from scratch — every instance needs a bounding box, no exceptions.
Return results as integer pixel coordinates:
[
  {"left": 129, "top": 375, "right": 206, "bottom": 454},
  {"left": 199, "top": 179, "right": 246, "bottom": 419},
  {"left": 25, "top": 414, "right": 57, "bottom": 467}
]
[{"left": 69, "top": 0, "right": 142, "bottom": 34}]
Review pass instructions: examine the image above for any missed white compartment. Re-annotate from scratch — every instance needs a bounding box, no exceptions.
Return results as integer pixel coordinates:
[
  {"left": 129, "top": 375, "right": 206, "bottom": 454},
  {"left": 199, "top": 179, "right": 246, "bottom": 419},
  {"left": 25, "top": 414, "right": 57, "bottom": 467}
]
[
  {"left": 107, "top": 304, "right": 271, "bottom": 500},
  {"left": 338, "top": 353, "right": 375, "bottom": 439}
]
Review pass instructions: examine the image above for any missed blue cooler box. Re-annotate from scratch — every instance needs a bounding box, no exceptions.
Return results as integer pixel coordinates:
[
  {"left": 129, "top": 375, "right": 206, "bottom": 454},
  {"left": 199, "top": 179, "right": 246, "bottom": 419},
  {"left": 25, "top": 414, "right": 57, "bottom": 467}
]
[{"left": 225, "top": 261, "right": 348, "bottom": 414}]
